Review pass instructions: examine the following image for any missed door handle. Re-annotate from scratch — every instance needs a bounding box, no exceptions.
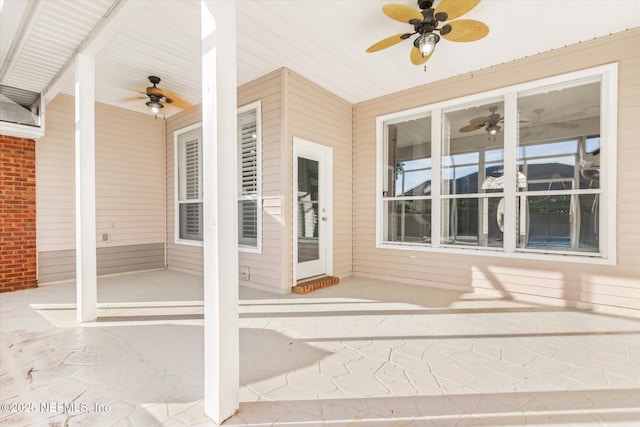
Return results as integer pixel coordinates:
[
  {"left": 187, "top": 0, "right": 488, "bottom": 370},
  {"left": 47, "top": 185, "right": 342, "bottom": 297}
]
[{"left": 322, "top": 217, "right": 327, "bottom": 221}]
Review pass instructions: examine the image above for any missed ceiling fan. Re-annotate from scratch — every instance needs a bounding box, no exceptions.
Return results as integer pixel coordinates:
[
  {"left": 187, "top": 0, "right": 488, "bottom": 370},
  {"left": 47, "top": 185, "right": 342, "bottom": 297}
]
[
  {"left": 125, "top": 76, "right": 191, "bottom": 118},
  {"left": 459, "top": 106, "right": 504, "bottom": 135},
  {"left": 521, "top": 108, "right": 580, "bottom": 138},
  {"left": 531, "top": 108, "right": 579, "bottom": 129},
  {"left": 366, "top": 0, "right": 489, "bottom": 65}
]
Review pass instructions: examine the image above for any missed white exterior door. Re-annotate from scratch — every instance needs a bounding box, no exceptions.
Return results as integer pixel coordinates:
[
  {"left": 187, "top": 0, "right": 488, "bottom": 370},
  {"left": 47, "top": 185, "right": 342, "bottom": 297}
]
[{"left": 294, "top": 138, "right": 332, "bottom": 281}]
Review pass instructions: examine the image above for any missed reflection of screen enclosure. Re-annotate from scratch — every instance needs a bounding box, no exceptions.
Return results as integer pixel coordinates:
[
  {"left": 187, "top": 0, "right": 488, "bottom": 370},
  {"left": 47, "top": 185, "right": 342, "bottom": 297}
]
[{"left": 381, "top": 75, "right": 602, "bottom": 255}]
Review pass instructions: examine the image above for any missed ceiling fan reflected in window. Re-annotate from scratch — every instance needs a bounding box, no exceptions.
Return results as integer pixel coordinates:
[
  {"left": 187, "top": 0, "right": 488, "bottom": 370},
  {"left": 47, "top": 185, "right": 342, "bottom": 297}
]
[
  {"left": 124, "top": 76, "right": 192, "bottom": 118},
  {"left": 458, "top": 106, "right": 531, "bottom": 136},
  {"left": 521, "top": 108, "right": 580, "bottom": 138},
  {"left": 459, "top": 106, "right": 503, "bottom": 135},
  {"left": 366, "top": 0, "right": 489, "bottom": 66}
]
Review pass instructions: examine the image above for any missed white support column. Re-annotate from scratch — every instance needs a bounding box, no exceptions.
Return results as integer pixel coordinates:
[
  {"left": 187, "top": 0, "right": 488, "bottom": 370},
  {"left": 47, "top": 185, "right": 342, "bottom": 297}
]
[
  {"left": 201, "top": 0, "right": 239, "bottom": 424},
  {"left": 74, "top": 53, "right": 97, "bottom": 322}
]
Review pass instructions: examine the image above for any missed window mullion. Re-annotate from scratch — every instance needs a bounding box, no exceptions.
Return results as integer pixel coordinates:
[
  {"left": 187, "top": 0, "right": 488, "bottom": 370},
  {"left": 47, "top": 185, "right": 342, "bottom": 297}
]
[
  {"left": 600, "top": 66, "right": 617, "bottom": 260},
  {"left": 503, "top": 92, "right": 517, "bottom": 253},
  {"left": 431, "top": 108, "right": 442, "bottom": 248}
]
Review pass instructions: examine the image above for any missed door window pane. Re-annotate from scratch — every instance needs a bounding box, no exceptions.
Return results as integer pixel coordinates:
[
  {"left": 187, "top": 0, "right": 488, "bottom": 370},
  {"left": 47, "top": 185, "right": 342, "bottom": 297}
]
[{"left": 298, "top": 158, "right": 319, "bottom": 262}]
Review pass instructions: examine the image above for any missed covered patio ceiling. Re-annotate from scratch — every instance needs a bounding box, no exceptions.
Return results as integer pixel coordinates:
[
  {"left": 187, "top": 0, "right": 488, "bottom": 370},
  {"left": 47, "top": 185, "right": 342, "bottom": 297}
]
[{"left": 1, "top": 0, "right": 639, "bottom": 117}]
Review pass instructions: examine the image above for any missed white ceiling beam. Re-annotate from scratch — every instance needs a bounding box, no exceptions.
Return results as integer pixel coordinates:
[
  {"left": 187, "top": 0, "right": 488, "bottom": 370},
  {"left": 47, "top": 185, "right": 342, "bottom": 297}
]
[
  {"left": 43, "top": 0, "right": 147, "bottom": 104},
  {"left": 0, "top": 0, "right": 45, "bottom": 84}
]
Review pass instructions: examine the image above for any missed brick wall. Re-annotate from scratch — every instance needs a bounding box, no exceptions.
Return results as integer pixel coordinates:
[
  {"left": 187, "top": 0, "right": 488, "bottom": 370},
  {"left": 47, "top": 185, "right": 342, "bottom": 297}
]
[{"left": 0, "top": 134, "right": 37, "bottom": 292}]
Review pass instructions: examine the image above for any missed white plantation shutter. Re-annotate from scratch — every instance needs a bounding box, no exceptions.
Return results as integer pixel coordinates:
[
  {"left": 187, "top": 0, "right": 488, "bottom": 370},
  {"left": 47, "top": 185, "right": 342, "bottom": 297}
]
[
  {"left": 239, "top": 200, "right": 257, "bottom": 241},
  {"left": 184, "top": 137, "right": 200, "bottom": 199},
  {"left": 177, "top": 127, "right": 203, "bottom": 241},
  {"left": 240, "top": 120, "right": 257, "bottom": 196},
  {"left": 184, "top": 203, "right": 201, "bottom": 234},
  {"left": 238, "top": 104, "right": 261, "bottom": 249}
]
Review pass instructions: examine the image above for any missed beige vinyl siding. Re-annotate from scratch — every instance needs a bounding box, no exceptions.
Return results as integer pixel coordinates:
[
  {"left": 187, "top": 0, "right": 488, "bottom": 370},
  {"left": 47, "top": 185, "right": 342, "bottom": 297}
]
[
  {"left": 353, "top": 28, "right": 640, "bottom": 314},
  {"left": 36, "top": 94, "right": 75, "bottom": 250},
  {"left": 238, "top": 70, "right": 284, "bottom": 291},
  {"left": 285, "top": 70, "right": 353, "bottom": 282},
  {"left": 36, "top": 93, "right": 165, "bottom": 281},
  {"left": 38, "top": 244, "right": 165, "bottom": 283},
  {"left": 165, "top": 70, "right": 284, "bottom": 291}
]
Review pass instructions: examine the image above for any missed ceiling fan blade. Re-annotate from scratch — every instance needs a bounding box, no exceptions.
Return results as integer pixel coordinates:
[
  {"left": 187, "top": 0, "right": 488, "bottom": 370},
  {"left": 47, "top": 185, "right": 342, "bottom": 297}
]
[
  {"left": 159, "top": 88, "right": 192, "bottom": 110},
  {"left": 441, "top": 19, "right": 489, "bottom": 42},
  {"left": 366, "top": 33, "right": 410, "bottom": 53},
  {"left": 469, "top": 116, "right": 489, "bottom": 125},
  {"left": 122, "top": 95, "right": 145, "bottom": 102},
  {"left": 410, "top": 46, "right": 435, "bottom": 65},
  {"left": 459, "top": 123, "right": 485, "bottom": 133},
  {"left": 383, "top": 4, "right": 423, "bottom": 24},
  {"left": 435, "top": 0, "right": 481, "bottom": 21}
]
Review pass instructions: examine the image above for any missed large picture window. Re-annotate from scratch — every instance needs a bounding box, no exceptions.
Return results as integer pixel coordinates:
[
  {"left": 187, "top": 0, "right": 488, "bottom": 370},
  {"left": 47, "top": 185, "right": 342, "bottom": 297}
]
[{"left": 377, "top": 65, "right": 616, "bottom": 263}]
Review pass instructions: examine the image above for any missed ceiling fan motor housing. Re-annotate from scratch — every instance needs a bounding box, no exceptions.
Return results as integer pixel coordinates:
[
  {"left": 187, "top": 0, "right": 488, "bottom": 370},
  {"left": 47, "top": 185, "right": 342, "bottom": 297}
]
[{"left": 146, "top": 77, "right": 162, "bottom": 97}]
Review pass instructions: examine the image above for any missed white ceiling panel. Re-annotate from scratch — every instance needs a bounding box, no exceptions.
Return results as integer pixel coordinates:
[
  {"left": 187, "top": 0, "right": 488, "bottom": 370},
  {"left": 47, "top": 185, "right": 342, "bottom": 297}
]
[
  {"left": 2, "top": 0, "right": 116, "bottom": 93},
  {"left": 1, "top": 0, "right": 639, "bottom": 116}
]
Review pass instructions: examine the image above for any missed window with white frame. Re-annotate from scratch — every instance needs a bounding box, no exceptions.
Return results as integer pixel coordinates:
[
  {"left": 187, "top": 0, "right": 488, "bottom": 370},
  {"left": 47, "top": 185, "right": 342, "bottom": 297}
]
[
  {"left": 176, "top": 126, "right": 203, "bottom": 242},
  {"left": 174, "top": 104, "right": 262, "bottom": 249},
  {"left": 237, "top": 101, "right": 261, "bottom": 251},
  {"left": 378, "top": 65, "right": 616, "bottom": 262}
]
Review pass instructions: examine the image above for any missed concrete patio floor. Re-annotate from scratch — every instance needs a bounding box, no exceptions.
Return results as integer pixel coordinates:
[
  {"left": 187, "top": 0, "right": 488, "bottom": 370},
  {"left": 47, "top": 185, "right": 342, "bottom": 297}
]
[{"left": 1, "top": 269, "right": 639, "bottom": 426}]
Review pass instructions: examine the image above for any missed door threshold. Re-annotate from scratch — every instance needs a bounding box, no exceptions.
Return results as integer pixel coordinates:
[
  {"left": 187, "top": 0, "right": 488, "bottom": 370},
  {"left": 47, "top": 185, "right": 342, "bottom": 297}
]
[{"left": 292, "top": 275, "right": 339, "bottom": 294}]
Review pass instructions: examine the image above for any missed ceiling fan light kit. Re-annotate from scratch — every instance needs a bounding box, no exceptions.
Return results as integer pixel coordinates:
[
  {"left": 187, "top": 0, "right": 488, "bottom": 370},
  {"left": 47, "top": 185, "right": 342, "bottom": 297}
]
[
  {"left": 367, "top": 0, "right": 488, "bottom": 66},
  {"left": 146, "top": 98, "right": 164, "bottom": 117},
  {"left": 122, "top": 75, "right": 191, "bottom": 119},
  {"left": 415, "top": 32, "right": 439, "bottom": 56}
]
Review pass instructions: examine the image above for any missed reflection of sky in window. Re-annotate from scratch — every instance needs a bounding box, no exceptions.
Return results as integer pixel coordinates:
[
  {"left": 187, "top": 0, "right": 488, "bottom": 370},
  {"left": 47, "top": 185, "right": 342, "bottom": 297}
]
[
  {"left": 524, "top": 155, "right": 575, "bottom": 167},
  {"left": 397, "top": 171, "right": 432, "bottom": 194},
  {"left": 440, "top": 151, "right": 479, "bottom": 181},
  {"left": 395, "top": 158, "right": 432, "bottom": 195},
  {"left": 441, "top": 152, "right": 478, "bottom": 167},
  {"left": 586, "top": 137, "right": 600, "bottom": 152},
  {"left": 485, "top": 149, "right": 504, "bottom": 162},
  {"left": 518, "top": 140, "right": 577, "bottom": 159},
  {"left": 399, "top": 158, "right": 431, "bottom": 171},
  {"left": 442, "top": 165, "right": 478, "bottom": 180}
]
